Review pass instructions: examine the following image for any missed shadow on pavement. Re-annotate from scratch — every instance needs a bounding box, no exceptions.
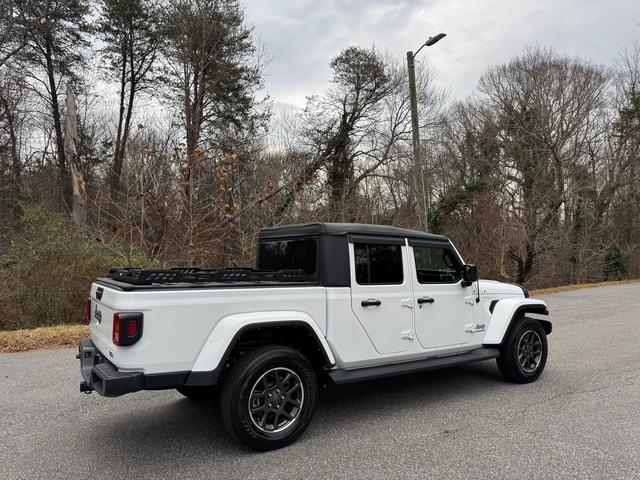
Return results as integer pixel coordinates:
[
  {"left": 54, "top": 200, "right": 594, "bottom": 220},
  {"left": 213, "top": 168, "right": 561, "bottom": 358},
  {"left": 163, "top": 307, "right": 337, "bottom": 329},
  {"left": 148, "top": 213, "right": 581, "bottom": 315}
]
[{"left": 90, "top": 360, "right": 503, "bottom": 461}]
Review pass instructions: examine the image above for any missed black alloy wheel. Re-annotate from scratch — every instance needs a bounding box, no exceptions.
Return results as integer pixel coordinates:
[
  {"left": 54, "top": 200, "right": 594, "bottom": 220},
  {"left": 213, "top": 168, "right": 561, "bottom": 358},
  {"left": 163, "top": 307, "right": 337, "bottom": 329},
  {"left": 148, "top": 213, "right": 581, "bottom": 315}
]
[
  {"left": 517, "top": 330, "right": 543, "bottom": 373},
  {"left": 248, "top": 367, "right": 304, "bottom": 433},
  {"left": 220, "top": 345, "right": 318, "bottom": 451},
  {"left": 497, "top": 317, "right": 548, "bottom": 383}
]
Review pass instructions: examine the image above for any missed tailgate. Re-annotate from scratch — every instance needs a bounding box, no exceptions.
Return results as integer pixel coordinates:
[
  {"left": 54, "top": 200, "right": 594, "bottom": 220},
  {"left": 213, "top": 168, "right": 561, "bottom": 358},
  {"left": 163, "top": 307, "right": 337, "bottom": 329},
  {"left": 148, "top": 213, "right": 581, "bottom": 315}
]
[{"left": 89, "top": 284, "right": 117, "bottom": 351}]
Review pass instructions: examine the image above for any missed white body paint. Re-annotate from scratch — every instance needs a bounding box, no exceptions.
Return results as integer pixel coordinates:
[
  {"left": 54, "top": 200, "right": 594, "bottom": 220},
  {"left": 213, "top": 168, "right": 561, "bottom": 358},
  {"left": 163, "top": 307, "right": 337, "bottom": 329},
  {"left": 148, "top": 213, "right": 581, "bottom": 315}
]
[{"left": 89, "top": 240, "right": 548, "bottom": 376}]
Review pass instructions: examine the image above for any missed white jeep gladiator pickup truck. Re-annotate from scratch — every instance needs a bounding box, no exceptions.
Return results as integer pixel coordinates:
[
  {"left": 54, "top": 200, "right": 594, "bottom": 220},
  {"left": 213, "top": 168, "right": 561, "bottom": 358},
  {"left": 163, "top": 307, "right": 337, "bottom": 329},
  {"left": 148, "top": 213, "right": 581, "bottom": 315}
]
[{"left": 78, "top": 222, "right": 551, "bottom": 450}]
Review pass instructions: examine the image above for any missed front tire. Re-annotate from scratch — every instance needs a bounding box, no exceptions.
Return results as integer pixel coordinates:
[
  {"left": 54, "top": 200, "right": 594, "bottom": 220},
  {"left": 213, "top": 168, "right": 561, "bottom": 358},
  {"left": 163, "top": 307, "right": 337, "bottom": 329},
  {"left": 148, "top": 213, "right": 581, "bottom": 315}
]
[
  {"left": 497, "top": 317, "right": 548, "bottom": 383},
  {"left": 220, "top": 345, "right": 318, "bottom": 451}
]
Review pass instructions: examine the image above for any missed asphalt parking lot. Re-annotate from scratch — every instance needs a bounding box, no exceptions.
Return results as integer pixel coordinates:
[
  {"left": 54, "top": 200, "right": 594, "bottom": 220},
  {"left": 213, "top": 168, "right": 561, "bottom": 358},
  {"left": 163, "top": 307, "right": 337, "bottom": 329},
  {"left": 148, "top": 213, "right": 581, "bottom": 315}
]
[{"left": 1, "top": 283, "right": 639, "bottom": 479}]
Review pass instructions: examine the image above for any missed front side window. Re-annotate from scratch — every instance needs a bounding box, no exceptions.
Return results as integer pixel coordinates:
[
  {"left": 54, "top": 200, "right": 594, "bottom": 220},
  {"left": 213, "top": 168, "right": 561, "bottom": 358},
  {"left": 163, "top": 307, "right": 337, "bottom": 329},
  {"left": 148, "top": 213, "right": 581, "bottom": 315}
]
[
  {"left": 354, "top": 243, "right": 403, "bottom": 285},
  {"left": 413, "top": 246, "right": 462, "bottom": 283},
  {"left": 258, "top": 238, "right": 317, "bottom": 275}
]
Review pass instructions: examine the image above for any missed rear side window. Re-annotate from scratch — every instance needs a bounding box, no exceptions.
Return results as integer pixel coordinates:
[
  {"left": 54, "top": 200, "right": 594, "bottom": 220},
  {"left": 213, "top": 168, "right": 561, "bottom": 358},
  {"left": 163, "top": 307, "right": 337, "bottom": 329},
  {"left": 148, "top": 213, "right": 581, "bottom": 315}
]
[
  {"left": 413, "top": 245, "right": 461, "bottom": 283},
  {"left": 354, "top": 243, "right": 403, "bottom": 285},
  {"left": 258, "top": 238, "right": 317, "bottom": 275}
]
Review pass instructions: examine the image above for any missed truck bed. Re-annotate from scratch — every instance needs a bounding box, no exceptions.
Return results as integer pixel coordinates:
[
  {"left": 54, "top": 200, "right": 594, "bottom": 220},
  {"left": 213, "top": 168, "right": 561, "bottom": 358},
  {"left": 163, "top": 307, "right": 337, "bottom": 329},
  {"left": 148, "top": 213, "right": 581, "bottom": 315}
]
[{"left": 88, "top": 279, "right": 328, "bottom": 375}]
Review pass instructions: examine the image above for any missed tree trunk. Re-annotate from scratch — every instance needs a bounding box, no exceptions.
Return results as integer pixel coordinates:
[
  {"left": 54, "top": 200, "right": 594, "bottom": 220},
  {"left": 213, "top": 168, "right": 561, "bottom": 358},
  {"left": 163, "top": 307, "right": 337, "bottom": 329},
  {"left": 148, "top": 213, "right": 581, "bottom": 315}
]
[
  {"left": 44, "top": 36, "right": 71, "bottom": 209},
  {"left": 180, "top": 72, "right": 202, "bottom": 209},
  {"left": 110, "top": 39, "right": 138, "bottom": 193},
  {"left": 514, "top": 242, "right": 535, "bottom": 285},
  {"left": 110, "top": 44, "right": 128, "bottom": 193},
  {"left": 0, "top": 94, "right": 20, "bottom": 191},
  {"left": 119, "top": 75, "right": 136, "bottom": 178},
  {"left": 64, "top": 85, "right": 87, "bottom": 225},
  {"left": 0, "top": 92, "right": 22, "bottom": 218}
]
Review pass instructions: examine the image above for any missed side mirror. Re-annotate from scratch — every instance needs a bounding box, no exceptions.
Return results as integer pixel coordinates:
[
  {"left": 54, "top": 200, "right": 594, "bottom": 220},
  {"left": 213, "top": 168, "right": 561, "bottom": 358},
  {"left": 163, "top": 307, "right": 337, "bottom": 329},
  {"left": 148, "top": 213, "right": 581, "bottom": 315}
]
[{"left": 461, "top": 264, "right": 478, "bottom": 287}]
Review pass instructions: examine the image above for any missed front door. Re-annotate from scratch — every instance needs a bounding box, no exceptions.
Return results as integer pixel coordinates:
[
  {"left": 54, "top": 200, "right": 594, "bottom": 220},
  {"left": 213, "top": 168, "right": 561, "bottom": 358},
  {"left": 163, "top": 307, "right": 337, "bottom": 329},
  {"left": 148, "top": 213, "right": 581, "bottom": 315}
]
[
  {"left": 349, "top": 239, "right": 414, "bottom": 354},
  {"left": 409, "top": 241, "right": 473, "bottom": 349}
]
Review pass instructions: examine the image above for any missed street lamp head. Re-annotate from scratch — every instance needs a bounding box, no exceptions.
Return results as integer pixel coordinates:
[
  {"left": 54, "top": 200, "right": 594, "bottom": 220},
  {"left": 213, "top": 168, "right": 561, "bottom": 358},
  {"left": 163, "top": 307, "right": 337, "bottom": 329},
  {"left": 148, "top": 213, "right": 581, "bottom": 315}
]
[{"left": 425, "top": 33, "right": 447, "bottom": 46}]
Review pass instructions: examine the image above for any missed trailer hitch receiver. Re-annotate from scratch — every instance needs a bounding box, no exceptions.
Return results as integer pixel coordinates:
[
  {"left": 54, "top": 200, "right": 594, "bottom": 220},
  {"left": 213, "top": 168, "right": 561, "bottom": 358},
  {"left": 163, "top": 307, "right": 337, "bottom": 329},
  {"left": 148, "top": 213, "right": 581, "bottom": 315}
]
[{"left": 80, "top": 381, "right": 93, "bottom": 394}]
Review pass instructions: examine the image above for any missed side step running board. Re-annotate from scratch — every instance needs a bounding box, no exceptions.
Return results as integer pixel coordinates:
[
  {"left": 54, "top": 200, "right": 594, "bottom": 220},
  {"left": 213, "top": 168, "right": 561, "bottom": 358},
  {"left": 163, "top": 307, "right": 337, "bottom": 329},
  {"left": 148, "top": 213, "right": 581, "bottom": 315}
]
[{"left": 328, "top": 347, "right": 500, "bottom": 385}]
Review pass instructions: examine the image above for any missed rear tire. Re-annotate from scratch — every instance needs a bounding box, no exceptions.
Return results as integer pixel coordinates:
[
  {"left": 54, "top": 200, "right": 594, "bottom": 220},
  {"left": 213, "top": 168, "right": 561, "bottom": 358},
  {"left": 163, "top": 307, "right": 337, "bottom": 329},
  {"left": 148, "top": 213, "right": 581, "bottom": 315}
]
[
  {"left": 497, "top": 316, "right": 548, "bottom": 383},
  {"left": 220, "top": 345, "right": 318, "bottom": 451}
]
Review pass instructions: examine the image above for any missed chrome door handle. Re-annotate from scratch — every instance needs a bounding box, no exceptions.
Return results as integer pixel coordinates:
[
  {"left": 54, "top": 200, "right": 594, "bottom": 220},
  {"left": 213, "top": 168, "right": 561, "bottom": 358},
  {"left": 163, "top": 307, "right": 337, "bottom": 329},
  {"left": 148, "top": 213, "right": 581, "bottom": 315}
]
[{"left": 361, "top": 299, "right": 382, "bottom": 307}]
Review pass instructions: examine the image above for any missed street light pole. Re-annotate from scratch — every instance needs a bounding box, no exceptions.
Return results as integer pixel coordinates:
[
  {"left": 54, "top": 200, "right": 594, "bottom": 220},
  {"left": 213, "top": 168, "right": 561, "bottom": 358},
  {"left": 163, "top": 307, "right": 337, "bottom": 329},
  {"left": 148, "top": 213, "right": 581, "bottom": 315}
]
[
  {"left": 406, "top": 50, "right": 426, "bottom": 231},
  {"left": 406, "top": 33, "right": 446, "bottom": 232}
]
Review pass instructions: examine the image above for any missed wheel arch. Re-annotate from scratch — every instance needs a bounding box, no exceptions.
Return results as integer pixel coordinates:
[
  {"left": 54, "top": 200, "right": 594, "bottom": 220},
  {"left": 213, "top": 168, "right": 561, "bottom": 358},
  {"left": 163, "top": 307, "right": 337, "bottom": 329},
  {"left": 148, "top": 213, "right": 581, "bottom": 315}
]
[
  {"left": 483, "top": 298, "right": 550, "bottom": 346},
  {"left": 186, "top": 312, "right": 335, "bottom": 386}
]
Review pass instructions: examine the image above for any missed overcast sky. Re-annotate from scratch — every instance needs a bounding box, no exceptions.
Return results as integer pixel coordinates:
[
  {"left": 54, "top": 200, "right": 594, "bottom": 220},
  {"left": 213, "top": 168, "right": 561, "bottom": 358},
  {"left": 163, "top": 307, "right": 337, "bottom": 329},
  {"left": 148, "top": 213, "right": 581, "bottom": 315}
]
[{"left": 244, "top": 0, "right": 640, "bottom": 108}]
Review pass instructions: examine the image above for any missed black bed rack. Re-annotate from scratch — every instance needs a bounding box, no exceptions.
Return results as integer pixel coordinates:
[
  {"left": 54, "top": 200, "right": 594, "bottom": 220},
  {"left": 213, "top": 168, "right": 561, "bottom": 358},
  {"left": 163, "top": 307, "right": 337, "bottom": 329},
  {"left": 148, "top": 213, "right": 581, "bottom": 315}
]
[{"left": 106, "top": 267, "right": 316, "bottom": 286}]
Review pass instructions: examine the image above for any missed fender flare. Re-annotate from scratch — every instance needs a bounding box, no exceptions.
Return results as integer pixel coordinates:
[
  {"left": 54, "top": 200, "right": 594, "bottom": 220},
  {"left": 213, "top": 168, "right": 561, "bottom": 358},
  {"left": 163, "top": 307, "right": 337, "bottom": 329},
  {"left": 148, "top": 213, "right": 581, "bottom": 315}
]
[
  {"left": 483, "top": 298, "right": 550, "bottom": 345},
  {"left": 186, "top": 311, "right": 336, "bottom": 386}
]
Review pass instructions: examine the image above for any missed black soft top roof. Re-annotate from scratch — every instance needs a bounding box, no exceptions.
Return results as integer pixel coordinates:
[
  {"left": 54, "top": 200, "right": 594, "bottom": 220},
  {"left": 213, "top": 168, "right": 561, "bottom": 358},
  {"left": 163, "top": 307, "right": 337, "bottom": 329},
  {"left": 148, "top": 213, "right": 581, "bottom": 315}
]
[{"left": 259, "top": 222, "right": 449, "bottom": 242}]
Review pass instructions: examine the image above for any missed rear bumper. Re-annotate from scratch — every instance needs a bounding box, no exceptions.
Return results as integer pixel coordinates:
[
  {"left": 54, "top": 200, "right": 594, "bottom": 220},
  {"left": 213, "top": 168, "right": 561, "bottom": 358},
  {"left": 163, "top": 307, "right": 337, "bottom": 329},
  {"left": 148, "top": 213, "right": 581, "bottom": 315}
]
[{"left": 77, "top": 339, "right": 189, "bottom": 397}]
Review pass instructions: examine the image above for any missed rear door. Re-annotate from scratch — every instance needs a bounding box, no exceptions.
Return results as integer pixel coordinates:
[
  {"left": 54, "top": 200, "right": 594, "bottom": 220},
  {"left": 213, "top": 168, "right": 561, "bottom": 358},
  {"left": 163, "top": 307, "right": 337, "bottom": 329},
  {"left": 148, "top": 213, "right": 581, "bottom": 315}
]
[
  {"left": 409, "top": 240, "right": 473, "bottom": 349},
  {"left": 349, "top": 237, "right": 414, "bottom": 354}
]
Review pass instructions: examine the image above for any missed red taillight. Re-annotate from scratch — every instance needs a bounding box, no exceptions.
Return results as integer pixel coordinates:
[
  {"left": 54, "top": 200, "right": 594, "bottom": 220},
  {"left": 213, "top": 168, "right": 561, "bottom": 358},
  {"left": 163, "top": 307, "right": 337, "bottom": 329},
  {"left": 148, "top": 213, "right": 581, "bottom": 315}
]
[
  {"left": 127, "top": 319, "right": 137, "bottom": 337},
  {"left": 85, "top": 297, "right": 91, "bottom": 322},
  {"left": 112, "top": 312, "right": 143, "bottom": 346},
  {"left": 112, "top": 313, "right": 121, "bottom": 345}
]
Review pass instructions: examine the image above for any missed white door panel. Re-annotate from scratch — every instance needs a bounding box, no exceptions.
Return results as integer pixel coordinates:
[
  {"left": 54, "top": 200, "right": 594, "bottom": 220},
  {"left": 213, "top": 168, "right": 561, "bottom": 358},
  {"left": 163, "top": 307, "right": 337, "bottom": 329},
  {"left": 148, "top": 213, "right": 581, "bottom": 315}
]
[
  {"left": 349, "top": 242, "right": 414, "bottom": 354},
  {"left": 413, "top": 283, "right": 473, "bottom": 348},
  {"left": 409, "top": 244, "right": 474, "bottom": 349}
]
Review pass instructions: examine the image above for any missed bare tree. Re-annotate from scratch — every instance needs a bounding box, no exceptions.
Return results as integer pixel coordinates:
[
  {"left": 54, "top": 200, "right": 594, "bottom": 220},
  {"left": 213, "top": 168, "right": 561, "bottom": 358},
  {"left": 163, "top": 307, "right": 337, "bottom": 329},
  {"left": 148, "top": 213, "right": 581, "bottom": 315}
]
[
  {"left": 97, "top": 0, "right": 160, "bottom": 192},
  {"left": 275, "top": 47, "right": 445, "bottom": 223},
  {"left": 3, "top": 0, "right": 640, "bottom": 318},
  {"left": 16, "top": 0, "right": 89, "bottom": 209},
  {"left": 477, "top": 47, "right": 609, "bottom": 283}
]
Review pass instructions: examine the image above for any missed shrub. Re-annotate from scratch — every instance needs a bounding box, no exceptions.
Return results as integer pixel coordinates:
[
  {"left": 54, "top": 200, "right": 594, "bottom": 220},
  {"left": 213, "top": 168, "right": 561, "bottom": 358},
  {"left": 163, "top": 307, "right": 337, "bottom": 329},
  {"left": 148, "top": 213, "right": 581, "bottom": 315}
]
[
  {"left": 0, "top": 206, "right": 156, "bottom": 330},
  {"left": 603, "top": 243, "right": 627, "bottom": 280}
]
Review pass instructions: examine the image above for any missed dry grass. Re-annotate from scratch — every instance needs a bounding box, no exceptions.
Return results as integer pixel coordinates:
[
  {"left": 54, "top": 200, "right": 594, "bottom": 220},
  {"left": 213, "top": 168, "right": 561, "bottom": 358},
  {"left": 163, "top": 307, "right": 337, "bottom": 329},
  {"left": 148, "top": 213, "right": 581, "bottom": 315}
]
[
  {"left": 0, "top": 324, "right": 89, "bottom": 353},
  {"left": 530, "top": 279, "right": 640, "bottom": 296}
]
